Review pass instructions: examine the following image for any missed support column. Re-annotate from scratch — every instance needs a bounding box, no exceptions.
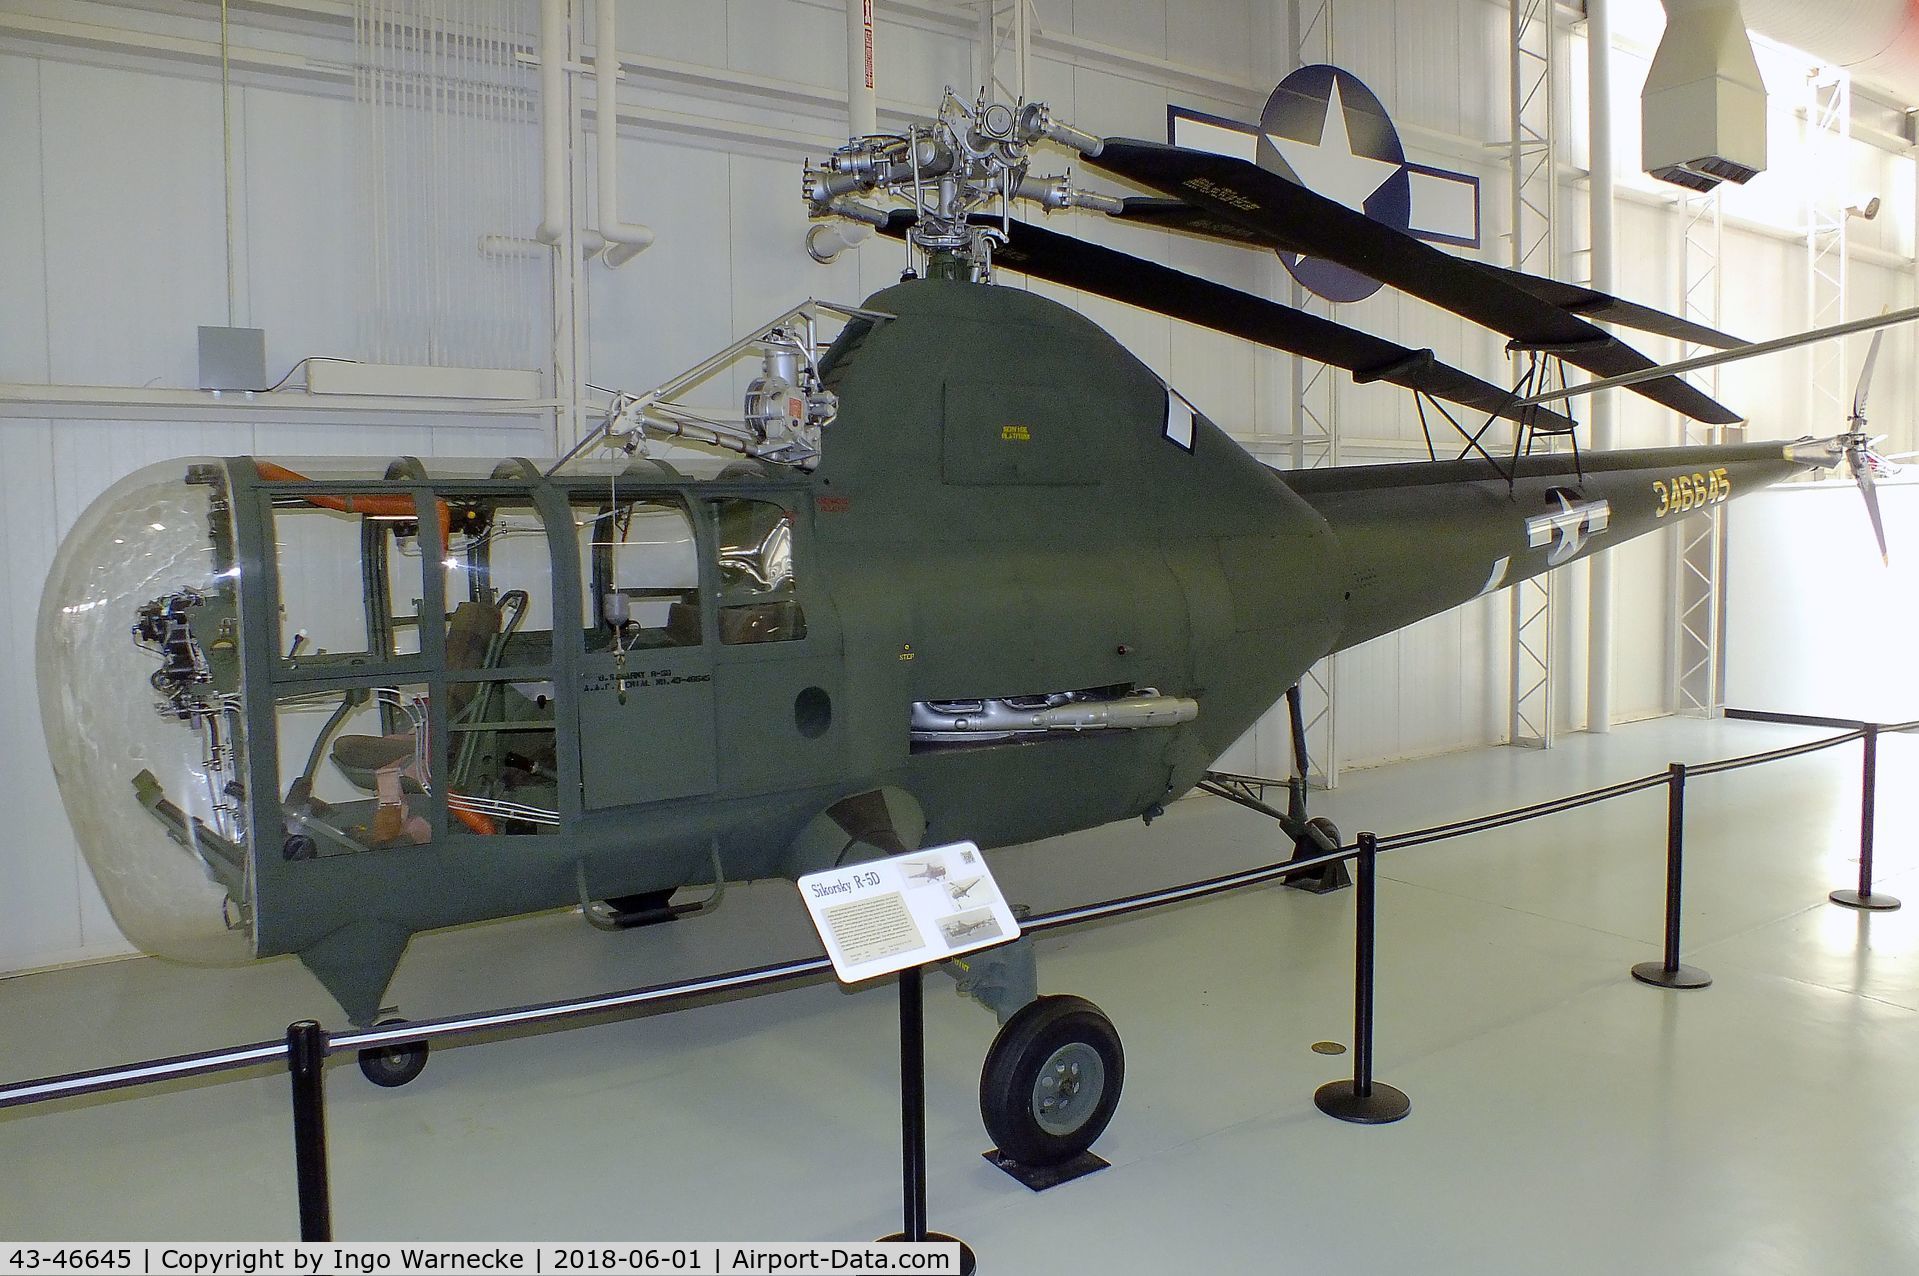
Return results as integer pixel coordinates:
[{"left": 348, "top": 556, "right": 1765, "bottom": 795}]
[
  {"left": 1671, "top": 191, "right": 1730, "bottom": 716},
  {"left": 1285, "top": 0, "right": 1340, "bottom": 787},
  {"left": 1508, "top": 0, "right": 1559, "bottom": 749},
  {"left": 1586, "top": 0, "right": 1616, "bottom": 735}
]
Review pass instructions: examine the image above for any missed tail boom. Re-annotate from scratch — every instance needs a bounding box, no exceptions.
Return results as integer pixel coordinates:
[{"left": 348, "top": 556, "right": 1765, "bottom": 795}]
[{"left": 1281, "top": 442, "right": 1821, "bottom": 653}]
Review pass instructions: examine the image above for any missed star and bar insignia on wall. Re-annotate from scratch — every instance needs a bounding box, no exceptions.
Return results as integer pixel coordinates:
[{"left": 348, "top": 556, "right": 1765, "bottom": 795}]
[{"left": 1170, "top": 64, "right": 1481, "bottom": 303}]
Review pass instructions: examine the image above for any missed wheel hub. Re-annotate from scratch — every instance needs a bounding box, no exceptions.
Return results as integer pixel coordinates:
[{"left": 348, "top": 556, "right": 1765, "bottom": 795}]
[{"left": 1031, "top": 1042, "right": 1104, "bottom": 1135}]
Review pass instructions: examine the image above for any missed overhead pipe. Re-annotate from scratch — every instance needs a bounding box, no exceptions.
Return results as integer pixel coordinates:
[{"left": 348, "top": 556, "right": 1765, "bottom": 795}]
[
  {"left": 595, "top": 0, "right": 654, "bottom": 266},
  {"left": 536, "top": 0, "right": 569, "bottom": 245},
  {"left": 807, "top": 0, "right": 880, "bottom": 263},
  {"left": 1589, "top": 0, "right": 1617, "bottom": 734}
]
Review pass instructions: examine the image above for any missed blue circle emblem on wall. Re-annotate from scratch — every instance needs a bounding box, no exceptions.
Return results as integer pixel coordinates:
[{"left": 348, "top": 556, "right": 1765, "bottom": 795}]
[{"left": 1257, "top": 64, "right": 1409, "bottom": 304}]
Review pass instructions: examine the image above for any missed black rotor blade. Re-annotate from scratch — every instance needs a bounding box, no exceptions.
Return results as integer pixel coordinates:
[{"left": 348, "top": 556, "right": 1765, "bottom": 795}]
[
  {"left": 878, "top": 211, "right": 1577, "bottom": 433},
  {"left": 1114, "top": 198, "right": 1745, "bottom": 350},
  {"left": 1110, "top": 197, "right": 1308, "bottom": 252},
  {"left": 1087, "top": 140, "right": 1742, "bottom": 424},
  {"left": 1473, "top": 264, "right": 1745, "bottom": 349}
]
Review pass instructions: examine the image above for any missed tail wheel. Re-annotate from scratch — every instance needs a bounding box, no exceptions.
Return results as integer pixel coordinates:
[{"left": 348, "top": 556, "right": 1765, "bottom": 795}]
[
  {"left": 358, "top": 1018, "right": 429, "bottom": 1088},
  {"left": 980, "top": 995, "right": 1123, "bottom": 1166}
]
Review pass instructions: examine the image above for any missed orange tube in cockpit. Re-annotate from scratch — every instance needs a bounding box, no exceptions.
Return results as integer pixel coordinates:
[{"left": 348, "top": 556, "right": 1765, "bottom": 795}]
[{"left": 254, "top": 461, "right": 453, "bottom": 544}]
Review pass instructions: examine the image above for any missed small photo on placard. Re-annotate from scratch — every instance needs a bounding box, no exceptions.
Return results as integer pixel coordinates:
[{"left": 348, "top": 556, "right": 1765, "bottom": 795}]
[
  {"left": 946, "top": 876, "right": 986, "bottom": 904},
  {"left": 939, "top": 909, "right": 1003, "bottom": 948}
]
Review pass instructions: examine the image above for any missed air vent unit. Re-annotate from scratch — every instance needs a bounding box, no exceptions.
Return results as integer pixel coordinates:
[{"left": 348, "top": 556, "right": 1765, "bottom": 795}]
[{"left": 1642, "top": 0, "right": 1767, "bottom": 193}]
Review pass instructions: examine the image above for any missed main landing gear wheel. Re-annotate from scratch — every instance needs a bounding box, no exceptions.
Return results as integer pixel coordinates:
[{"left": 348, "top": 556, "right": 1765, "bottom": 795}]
[
  {"left": 1287, "top": 816, "right": 1350, "bottom": 894},
  {"left": 358, "top": 1018, "right": 429, "bottom": 1088},
  {"left": 980, "top": 995, "right": 1123, "bottom": 1166}
]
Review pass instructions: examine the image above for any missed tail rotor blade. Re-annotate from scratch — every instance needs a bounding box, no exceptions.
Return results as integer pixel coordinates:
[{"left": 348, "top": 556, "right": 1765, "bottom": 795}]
[
  {"left": 1852, "top": 328, "right": 1886, "bottom": 422},
  {"left": 1852, "top": 445, "right": 1891, "bottom": 565}
]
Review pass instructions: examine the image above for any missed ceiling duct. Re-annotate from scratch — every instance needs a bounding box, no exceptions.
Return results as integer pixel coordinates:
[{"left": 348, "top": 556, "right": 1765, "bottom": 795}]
[
  {"left": 1642, "top": 0, "right": 1768, "bottom": 192},
  {"left": 1739, "top": 0, "right": 1919, "bottom": 107}
]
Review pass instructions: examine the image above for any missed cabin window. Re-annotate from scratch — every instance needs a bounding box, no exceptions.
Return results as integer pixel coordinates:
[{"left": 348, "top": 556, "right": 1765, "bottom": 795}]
[
  {"left": 275, "top": 681, "right": 440, "bottom": 857},
  {"left": 710, "top": 498, "right": 806, "bottom": 644},
  {"left": 575, "top": 497, "right": 702, "bottom": 651},
  {"left": 439, "top": 497, "right": 559, "bottom": 835},
  {"left": 441, "top": 500, "right": 556, "bottom": 668},
  {"left": 441, "top": 676, "right": 558, "bottom": 837},
  {"left": 272, "top": 491, "right": 428, "bottom": 669}
]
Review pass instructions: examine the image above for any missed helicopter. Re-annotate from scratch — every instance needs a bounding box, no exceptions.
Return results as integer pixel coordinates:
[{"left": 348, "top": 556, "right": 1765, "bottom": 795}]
[{"left": 35, "top": 87, "right": 1898, "bottom": 1171}]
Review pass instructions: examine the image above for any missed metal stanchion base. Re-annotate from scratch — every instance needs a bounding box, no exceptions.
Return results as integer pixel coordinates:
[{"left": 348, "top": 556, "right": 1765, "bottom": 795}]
[
  {"left": 877, "top": 1234, "right": 975, "bottom": 1274},
  {"left": 982, "top": 1148, "right": 1109, "bottom": 1191},
  {"left": 1313, "top": 1079, "right": 1410, "bottom": 1124},
  {"left": 1283, "top": 862, "right": 1352, "bottom": 894},
  {"left": 1830, "top": 889, "right": 1901, "bottom": 912},
  {"left": 1631, "top": 961, "right": 1712, "bottom": 989}
]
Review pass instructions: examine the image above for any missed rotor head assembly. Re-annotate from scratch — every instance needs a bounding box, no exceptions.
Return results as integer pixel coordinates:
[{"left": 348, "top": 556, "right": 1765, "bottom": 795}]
[{"left": 802, "top": 89, "right": 1112, "bottom": 274}]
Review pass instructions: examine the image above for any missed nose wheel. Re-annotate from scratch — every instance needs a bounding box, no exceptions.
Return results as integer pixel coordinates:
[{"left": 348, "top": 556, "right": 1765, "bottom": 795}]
[
  {"left": 357, "top": 1018, "right": 429, "bottom": 1087},
  {"left": 979, "top": 995, "right": 1123, "bottom": 1166}
]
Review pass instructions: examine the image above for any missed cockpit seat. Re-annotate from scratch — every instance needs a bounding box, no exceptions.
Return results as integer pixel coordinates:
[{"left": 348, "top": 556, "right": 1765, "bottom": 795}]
[
  {"left": 333, "top": 733, "right": 417, "bottom": 775},
  {"left": 331, "top": 732, "right": 430, "bottom": 848},
  {"left": 447, "top": 600, "right": 503, "bottom": 717}
]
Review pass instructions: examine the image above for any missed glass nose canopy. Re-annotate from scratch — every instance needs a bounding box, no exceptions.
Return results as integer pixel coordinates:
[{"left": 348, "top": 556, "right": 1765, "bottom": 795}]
[{"left": 37, "top": 459, "right": 253, "bottom": 963}]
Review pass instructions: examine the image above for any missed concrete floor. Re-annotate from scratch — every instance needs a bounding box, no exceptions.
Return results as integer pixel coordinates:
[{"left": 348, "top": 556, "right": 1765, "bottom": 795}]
[{"left": 4, "top": 716, "right": 1919, "bottom": 1273}]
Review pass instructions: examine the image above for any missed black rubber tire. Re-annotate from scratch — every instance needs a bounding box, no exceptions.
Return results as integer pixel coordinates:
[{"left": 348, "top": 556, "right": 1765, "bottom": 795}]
[
  {"left": 979, "top": 995, "right": 1123, "bottom": 1166},
  {"left": 357, "top": 1019, "right": 429, "bottom": 1088},
  {"left": 1304, "top": 816, "right": 1340, "bottom": 853}
]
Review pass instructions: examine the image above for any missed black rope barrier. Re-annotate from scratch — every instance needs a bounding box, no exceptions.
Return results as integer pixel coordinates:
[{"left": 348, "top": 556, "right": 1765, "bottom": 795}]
[
  {"left": 1375, "top": 770, "right": 1670, "bottom": 851},
  {"left": 5, "top": 716, "right": 1907, "bottom": 1112},
  {"left": 1689, "top": 727, "right": 1866, "bottom": 777},
  {"left": 4, "top": 713, "right": 1915, "bottom": 1237}
]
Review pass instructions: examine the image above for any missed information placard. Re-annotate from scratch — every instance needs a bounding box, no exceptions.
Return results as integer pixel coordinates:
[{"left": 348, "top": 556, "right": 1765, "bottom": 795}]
[{"left": 797, "top": 840, "right": 1020, "bottom": 983}]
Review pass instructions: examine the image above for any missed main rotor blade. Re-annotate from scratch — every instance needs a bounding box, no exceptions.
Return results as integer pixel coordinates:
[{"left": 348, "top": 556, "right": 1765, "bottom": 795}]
[
  {"left": 1473, "top": 264, "right": 1746, "bottom": 350},
  {"left": 1086, "top": 139, "right": 1741, "bottom": 424},
  {"left": 1113, "top": 197, "right": 1745, "bottom": 350},
  {"left": 878, "top": 212, "right": 1577, "bottom": 433}
]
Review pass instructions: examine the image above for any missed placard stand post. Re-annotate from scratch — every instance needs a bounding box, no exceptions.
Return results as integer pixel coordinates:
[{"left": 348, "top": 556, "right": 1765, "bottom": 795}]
[{"left": 878, "top": 966, "right": 977, "bottom": 1274}]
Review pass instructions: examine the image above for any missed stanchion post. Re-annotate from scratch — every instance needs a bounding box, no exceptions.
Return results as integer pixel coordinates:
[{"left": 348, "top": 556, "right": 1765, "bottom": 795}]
[
  {"left": 286, "top": 1020, "right": 333, "bottom": 1242},
  {"left": 877, "top": 967, "right": 975, "bottom": 1273},
  {"left": 1314, "top": 832, "right": 1410, "bottom": 1124},
  {"left": 1832, "top": 723, "right": 1901, "bottom": 911},
  {"left": 1633, "top": 763, "right": 1711, "bottom": 989}
]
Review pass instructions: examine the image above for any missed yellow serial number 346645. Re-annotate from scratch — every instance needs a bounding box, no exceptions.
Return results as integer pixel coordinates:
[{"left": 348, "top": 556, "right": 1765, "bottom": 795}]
[{"left": 1652, "top": 467, "right": 1731, "bottom": 518}]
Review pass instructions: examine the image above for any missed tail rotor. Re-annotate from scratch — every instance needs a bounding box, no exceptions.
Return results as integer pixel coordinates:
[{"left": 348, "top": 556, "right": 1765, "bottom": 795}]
[{"left": 1841, "top": 330, "right": 1896, "bottom": 565}]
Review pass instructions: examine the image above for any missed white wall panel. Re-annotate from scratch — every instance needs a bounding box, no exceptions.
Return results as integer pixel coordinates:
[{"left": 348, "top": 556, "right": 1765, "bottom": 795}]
[
  {"left": 1170, "top": 0, "right": 1252, "bottom": 88},
  {"left": 242, "top": 87, "right": 365, "bottom": 383},
  {"left": 1070, "top": 0, "right": 1167, "bottom": 62},
  {"left": 0, "top": 55, "right": 49, "bottom": 384},
  {"left": 588, "top": 135, "right": 735, "bottom": 399},
  {"left": 725, "top": 0, "right": 847, "bottom": 85},
  {"left": 0, "top": 418, "right": 89, "bottom": 972},
  {"left": 622, "top": 0, "right": 727, "bottom": 67},
  {"left": 38, "top": 60, "right": 228, "bottom": 388}
]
